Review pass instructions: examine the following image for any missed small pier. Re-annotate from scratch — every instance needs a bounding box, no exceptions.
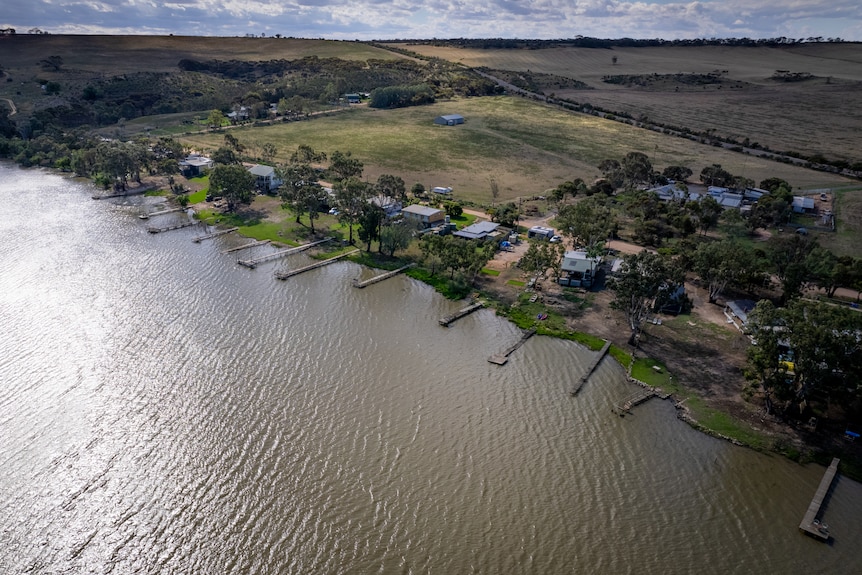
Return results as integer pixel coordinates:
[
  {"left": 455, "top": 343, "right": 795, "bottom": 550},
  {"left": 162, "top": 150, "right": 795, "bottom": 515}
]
[
  {"left": 570, "top": 340, "right": 611, "bottom": 395},
  {"left": 799, "top": 457, "right": 840, "bottom": 541},
  {"left": 238, "top": 238, "right": 332, "bottom": 269},
  {"left": 139, "top": 207, "right": 184, "bottom": 220},
  {"left": 147, "top": 221, "right": 198, "bottom": 233},
  {"left": 193, "top": 227, "right": 239, "bottom": 243},
  {"left": 612, "top": 389, "right": 658, "bottom": 415},
  {"left": 275, "top": 249, "right": 359, "bottom": 280},
  {"left": 353, "top": 264, "right": 415, "bottom": 288},
  {"left": 488, "top": 328, "right": 537, "bottom": 365},
  {"left": 92, "top": 186, "right": 154, "bottom": 200},
  {"left": 223, "top": 239, "right": 270, "bottom": 254},
  {"left": 439, "top": 302, "right": 484, "bottom": 327}
]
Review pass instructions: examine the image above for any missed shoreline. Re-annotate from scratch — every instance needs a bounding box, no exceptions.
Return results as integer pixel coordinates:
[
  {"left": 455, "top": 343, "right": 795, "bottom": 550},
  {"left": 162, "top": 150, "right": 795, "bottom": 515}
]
[{"left": 5, "top": 160, "right": 857, "bottom": 480}]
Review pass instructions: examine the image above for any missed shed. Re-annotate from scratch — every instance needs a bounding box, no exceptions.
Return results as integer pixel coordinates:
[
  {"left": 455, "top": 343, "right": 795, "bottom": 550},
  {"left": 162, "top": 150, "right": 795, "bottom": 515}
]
[
  {"left": 792, "top": 196, "right": 816, "bottom": 213},
  {"left": 345, "top": 93, "right": 361, "bottom": 104},
  {"left": 528, "top": 226, "right": 555, "bottom": 240},
  {"left": 434, "top": 114, "right": 465, "bottom": 126}
]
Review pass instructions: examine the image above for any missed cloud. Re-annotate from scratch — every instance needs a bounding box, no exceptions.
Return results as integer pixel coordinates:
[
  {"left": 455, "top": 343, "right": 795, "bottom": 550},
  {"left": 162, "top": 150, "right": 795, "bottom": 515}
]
[{"left": 0, "top": 0, "right": 859, "bottom": 40}]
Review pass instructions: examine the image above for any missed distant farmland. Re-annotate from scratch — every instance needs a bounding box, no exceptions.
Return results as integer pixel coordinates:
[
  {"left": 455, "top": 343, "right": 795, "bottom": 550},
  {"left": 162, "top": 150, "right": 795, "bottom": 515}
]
[{"left": 389, "top": 42, "right": 862, "bottom": 164}]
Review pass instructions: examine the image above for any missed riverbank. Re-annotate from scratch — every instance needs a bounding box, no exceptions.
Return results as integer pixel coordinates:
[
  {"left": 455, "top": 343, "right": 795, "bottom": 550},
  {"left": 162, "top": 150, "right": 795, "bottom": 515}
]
[{"left": 58, "top": 169, "right": 862, "bottom": 480}]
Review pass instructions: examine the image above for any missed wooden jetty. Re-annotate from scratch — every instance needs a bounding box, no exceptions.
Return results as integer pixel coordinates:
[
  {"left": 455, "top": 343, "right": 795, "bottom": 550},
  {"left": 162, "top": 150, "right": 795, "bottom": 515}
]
[
  {"left": 275, "top": 249, "right": 359, "bottom": 280},
  {"left": 570, "top": 340, "right": 611, "bottom": 395},
  {"left": 439, "top": 302, "right": 484, "bottom": 327},
  {"left": 488, "top": 328, "right": 537, "bottom": 365},
  {"left": 799, "top": 457, "right": 840, "bottom": 541},
  {"left": 612, "top": 389, "right": 658, "bottom": 415},
  {"left": 223, "top": 239, "right": 270, "bottom": 254},
  {"left": 353, "top": 264, "right": 415, "bottom": 288},
  {"left": 147, "top": 221, "right": 197, "bottom": 233},
  {"left": 92, "top": 186, "right": 154, "bottom": 200},
  {"left": 238, "top": 238, "right": 332, "bottom": 269},
  {"left": 139, "top": 207, "right": 184, "bottom": 220},
  {"left": 193, "top": 227, "right": 238, "bottom": 243}
]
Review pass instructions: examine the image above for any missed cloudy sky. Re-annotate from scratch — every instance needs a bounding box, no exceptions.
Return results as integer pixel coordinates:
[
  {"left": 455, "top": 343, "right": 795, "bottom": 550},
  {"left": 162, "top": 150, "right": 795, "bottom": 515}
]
[{"left": 2, "top": 0, "right": 861, "bottom": 41}]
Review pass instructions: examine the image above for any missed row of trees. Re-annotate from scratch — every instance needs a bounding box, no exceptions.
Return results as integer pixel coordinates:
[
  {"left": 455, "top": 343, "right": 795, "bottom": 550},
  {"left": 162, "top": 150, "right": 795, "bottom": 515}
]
[{"left": 746, "top": 299, "right": 862, "bottom": 417}]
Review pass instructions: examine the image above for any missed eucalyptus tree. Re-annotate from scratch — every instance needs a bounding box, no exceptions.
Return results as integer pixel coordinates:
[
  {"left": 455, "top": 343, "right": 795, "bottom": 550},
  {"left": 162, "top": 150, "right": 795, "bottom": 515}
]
[
  {"left": 692, "top": 240, "right": 756, "bottom": 304},
  {"left": 608, "top": 251, "right": 685, "bottom": 345},
  {"left": 278, "top": 162, "right": 326, "bottom": 232},
  {"left": 556, "top": 196, "right": 614, "bottom": 253},
  {"left": 375, "top": 174, "right": 407, "bottom": 203},
  {"left": 209, "top": 164, "right": 255, "bottom": 212},
  {"left": 745, "top": 299, "right": 862, "bottom": 416},
  {"left": 765, "top": 234, "right": 816, "bottom": 302},
  {"left": 357, "top": 201, "right": 384, "bottom": 252},
  {"left": 328, "top": 150, "right": 363, "bottom": 182},
  {"left": 334, "top": 176, "right": 371, "bottom": 245},
  {"left": 379, "top": 221, "right": 415, "bottom": 257}
]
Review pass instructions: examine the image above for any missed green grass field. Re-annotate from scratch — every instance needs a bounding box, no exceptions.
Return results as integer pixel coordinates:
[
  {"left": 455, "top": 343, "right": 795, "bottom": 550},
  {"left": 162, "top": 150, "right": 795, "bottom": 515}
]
[{"left": 179, "top": 96, "right": 853, "bottom": 205}]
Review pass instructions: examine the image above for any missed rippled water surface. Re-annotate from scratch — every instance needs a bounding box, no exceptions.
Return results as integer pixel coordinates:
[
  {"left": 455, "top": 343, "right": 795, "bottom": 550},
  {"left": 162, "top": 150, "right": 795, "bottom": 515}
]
[{"left": 1, "top": 163, "right": 860, "bottom": 574}]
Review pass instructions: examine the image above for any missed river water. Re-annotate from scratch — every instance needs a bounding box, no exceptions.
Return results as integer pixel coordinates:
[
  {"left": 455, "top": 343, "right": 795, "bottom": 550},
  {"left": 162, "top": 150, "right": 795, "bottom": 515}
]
[{"left": 0, "top": 162, "right": 860, "bottom": 574}]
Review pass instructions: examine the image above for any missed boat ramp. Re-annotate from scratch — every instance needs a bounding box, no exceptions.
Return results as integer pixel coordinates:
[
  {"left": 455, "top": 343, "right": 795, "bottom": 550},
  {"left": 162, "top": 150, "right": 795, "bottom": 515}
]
[
  {"left": 275, "top": 249, "right": 359, "bottom": 280},
  {"left": 488, "top": 328, "right": 536, "bottom": 365},
  {"left": 353, "top": 264, "right": 415, "bottom": 288},
  {"left": 238, "top": 238, "right": 333, "bottom": 269},
  {"left": 799, "top": 457, "right": 840, "bottom": 541}
]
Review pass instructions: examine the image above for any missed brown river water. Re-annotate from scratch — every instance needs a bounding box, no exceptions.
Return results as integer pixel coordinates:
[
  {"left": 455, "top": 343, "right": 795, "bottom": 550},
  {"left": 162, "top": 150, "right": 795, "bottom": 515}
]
[{"left": 1, "top": 163, "right": 860, "bottom": 574}]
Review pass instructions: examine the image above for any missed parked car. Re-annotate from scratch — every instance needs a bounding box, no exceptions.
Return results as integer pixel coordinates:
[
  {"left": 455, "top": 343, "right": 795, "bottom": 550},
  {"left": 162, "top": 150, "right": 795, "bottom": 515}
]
[
  {"left": 550, "top": 235, "right": 562, "bottom": 243},
  {"left": 328, "top": 208, "right": 339, "bottom": 215}
]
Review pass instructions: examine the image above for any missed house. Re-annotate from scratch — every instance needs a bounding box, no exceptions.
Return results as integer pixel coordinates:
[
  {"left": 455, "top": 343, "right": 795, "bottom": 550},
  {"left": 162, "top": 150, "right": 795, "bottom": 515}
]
[
  {"left": 248, "top": 164, "right": 281, "bottom": 193},
  {"left": 369, "top": 195, "right": 402, "bottom": 218},
  {"left": 178, "top": 154, "right": 213, "bottom": 178},
  {"left": 724, "top": 299, "right": 758, "bottom": 332},
  {"left": 431, "top": 186, "right": 453, "bottom": 195},
  {"left": 401, "top": 204, "right": 445, "bottom": 228},
  {"left": 453, "top": 221, "right": 501, "bottom": 240},
  {"left": 434, "top": 114, "right": 465, "bottom": 126},
  {"left": 528, "top": 226, "right": 555, "bottom": 240},
  {"left": 559, "top": 250, "right": 602, "bottom": 288},
  {"left": 345, "top": 93, "right": 361, "bottom": 104},
  {"left": 227, "top": 106, "right": 250, "bottom": 122}
]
